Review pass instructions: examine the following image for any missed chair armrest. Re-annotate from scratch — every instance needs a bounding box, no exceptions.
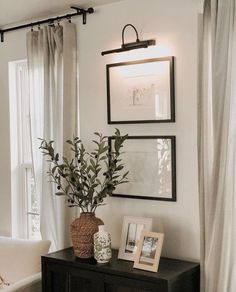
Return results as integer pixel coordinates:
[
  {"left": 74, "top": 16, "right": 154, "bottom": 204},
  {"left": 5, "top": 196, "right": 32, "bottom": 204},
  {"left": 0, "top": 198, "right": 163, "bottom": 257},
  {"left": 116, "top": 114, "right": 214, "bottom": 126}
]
[{"left": 1, "top": 273, "right": 41, "bottom": 292}]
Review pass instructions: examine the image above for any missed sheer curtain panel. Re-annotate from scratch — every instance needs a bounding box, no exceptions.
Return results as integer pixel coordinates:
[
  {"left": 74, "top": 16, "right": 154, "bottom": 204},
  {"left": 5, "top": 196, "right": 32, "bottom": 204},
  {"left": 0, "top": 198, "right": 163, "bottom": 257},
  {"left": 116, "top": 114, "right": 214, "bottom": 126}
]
[
  {"left": 198, "top": 0, "right": 236, "bottom": 291},
  {"left": 27, "top": 23, "right": 78, "bottom": 250}
]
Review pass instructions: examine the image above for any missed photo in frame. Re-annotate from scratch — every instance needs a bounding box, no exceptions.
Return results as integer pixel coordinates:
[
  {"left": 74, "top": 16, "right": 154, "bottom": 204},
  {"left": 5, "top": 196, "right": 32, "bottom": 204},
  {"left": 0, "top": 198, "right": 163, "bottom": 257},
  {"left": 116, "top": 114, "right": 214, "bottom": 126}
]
[
  {"left": 133, "top": 231, "right": 164, "bottom": 272},
  {"left": 106, "top": 57, "right": 175, "bottom": 124},
  {"left": 108, "top": 136, "right": 176, "bottom": 201},
  {"left": 118, "top": 216, "right": 153, "bottom": 261}
]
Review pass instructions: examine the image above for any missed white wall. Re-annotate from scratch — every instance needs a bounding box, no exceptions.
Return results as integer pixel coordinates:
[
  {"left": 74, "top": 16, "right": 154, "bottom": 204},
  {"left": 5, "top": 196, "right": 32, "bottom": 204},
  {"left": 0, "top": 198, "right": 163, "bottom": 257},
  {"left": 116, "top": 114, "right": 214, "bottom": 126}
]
[
  {"left": 0, "top": 0, "right": 200, "bottom": 260},
  {"left": 0, "top": 29, "right": 27, "bottom": 236},
  {"left": 77, "top": 0, "right": 200, "bottom": 261}
]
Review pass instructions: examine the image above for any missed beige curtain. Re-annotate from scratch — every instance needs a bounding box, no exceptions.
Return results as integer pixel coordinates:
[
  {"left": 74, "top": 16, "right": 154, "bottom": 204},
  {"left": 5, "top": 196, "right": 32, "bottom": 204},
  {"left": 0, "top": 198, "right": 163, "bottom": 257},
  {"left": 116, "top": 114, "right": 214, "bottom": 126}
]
[
  {"left": 27, "top": 22, "right": 78, "bottom": 250},
  {"left": 198, "top": 0, "right": 236, "bottom": 291}
]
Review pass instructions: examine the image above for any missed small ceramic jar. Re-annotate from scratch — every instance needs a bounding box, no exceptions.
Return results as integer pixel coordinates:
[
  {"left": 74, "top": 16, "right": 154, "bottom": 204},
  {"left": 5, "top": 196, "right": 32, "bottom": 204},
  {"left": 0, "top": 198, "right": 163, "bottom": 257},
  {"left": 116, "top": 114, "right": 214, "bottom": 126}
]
[{"left": 94, "top": 225, "right": 112, "bottom": 263}]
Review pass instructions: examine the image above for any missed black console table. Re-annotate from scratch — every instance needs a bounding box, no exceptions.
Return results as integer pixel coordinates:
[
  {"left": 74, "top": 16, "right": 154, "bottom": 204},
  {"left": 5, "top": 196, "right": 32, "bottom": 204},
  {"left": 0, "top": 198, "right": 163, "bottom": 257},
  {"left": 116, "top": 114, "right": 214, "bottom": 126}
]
[{"left": 42, "top": 248, "right": 200, "bottom": 292}]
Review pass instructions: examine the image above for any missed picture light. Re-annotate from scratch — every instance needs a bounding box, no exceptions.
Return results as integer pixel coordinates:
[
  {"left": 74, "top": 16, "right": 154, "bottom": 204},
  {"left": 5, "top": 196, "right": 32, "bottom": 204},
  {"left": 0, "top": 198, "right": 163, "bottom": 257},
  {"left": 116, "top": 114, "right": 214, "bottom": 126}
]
[{"left": 101, "top": 24, "right": 156, "bottom": 56}]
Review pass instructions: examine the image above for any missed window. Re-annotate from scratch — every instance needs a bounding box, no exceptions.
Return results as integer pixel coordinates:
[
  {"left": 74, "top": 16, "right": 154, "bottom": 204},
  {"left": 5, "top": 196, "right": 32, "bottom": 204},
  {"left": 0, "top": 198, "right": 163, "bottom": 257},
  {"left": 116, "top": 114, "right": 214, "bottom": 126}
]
[{"left": 9, "top": 60, "right": 41, "bottom": 240}]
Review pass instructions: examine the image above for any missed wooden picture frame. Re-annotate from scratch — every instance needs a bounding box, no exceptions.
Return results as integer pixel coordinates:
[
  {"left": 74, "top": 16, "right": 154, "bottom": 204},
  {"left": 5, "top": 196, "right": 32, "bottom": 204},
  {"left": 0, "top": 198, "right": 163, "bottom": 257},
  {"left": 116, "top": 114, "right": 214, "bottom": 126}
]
[
  {"left": 118, "top": 216, "right": 153, "bottom": 261},
  {"left": 108, "top": 136, "right": 176, "bottom": 201},
  {"left": 133, "top": 231, "right": 164, "bottom": 272},
  {"left": 107, "top": 57, "right": 175, "bottom": 124}
]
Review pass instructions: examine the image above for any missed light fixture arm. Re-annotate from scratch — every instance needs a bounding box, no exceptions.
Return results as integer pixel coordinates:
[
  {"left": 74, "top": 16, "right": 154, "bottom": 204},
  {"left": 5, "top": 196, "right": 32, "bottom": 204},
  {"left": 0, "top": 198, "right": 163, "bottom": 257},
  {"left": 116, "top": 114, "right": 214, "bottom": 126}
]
[
  {"left": 122, "top": 24, "right": 140, "bottom": 47},
  {"left": 101, "top": 23, "right": 156, "bottom": 56}
]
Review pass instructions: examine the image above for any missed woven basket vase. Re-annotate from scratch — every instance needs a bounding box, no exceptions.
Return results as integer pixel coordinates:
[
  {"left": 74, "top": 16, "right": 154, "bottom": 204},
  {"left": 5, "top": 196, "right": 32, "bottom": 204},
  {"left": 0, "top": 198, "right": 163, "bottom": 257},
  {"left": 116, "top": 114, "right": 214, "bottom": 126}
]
[{"left": 71, "top": 212, "right": 104, "bottom": 258}]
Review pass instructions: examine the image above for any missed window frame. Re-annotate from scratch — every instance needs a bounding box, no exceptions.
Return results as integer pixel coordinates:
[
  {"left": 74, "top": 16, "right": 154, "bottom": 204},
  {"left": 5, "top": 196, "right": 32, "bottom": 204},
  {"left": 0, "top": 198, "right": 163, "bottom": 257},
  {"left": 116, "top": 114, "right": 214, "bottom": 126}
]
[{"left": 9, "top": 59, "right": 40, "bottom": 240}]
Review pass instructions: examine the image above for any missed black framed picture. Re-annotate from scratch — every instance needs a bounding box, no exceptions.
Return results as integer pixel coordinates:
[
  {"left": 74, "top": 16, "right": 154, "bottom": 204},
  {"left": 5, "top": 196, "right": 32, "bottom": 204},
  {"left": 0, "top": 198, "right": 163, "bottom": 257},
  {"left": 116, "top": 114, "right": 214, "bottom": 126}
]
[
  {"left": 106, "top": 57, "right": 175, "bottom": 124},
  {"left": 108, "top": 136, "right": 176, "bottom": 201}
]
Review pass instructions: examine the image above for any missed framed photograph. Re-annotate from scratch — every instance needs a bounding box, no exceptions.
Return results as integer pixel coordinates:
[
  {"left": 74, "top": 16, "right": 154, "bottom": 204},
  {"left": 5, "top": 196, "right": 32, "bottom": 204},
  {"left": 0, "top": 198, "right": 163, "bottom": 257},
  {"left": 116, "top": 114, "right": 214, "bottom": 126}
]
[
  {"left": 118, "top": 216, "right": 153, "bottom": 261},
  {"left": 133, "top": 231, "right": 164, "bottom": 272},
  {"left": 106, "top": 57, "right": 175, "bottom": 124},
  {"left": 108, "top": 136, "right": 176, "bottom": 201}
]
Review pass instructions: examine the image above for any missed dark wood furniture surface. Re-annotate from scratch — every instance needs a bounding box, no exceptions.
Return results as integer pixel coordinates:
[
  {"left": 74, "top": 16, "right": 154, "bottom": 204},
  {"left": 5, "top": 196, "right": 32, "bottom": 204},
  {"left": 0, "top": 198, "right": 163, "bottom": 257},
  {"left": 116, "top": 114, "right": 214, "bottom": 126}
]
[{"left": 42, "top": 247, "right": 200, "bottom": 292}]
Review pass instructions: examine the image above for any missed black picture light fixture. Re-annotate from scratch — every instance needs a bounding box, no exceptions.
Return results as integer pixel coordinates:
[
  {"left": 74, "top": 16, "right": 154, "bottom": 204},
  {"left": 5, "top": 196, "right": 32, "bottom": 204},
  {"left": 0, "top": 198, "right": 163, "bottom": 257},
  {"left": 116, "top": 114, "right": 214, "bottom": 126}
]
[{"left": 101, "top": 24, "right": 156, "bottom": 56}]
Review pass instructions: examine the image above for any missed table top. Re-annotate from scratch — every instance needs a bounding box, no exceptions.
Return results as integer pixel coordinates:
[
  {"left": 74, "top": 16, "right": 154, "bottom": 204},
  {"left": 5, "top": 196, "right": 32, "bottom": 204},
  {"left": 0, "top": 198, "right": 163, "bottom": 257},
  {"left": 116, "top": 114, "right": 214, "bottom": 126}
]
[{"left": 42, "top": 247, "right": 200, "bottom": 284}]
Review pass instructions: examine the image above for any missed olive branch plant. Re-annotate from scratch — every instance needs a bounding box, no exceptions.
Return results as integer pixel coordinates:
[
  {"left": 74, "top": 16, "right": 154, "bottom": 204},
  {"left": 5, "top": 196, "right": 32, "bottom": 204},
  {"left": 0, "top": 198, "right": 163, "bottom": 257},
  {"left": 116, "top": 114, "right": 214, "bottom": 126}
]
[{"left": 39, "top": 129, "right": 129, "bottom": 213}]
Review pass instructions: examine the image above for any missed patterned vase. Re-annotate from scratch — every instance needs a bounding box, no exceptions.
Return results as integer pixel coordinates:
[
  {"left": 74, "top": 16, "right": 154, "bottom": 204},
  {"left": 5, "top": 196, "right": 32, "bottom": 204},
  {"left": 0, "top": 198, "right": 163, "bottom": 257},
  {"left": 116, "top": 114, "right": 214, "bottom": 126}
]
[
  {"left": 71, "top": 212, "right": 103, "bottom": 258},
  {"left": 94, "top": 225, "right": 112, "bottom": 263}
]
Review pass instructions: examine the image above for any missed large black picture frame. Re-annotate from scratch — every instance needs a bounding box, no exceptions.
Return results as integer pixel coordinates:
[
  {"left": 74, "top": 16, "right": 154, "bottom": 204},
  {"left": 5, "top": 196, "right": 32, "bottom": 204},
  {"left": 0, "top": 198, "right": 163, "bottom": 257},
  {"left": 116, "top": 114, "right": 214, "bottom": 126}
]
[
  {"left": 108, "top": 135, "right": 176, "bottom": 201},
  {"left": 107, "top": 57, "right": 175, "bottom": 124}
]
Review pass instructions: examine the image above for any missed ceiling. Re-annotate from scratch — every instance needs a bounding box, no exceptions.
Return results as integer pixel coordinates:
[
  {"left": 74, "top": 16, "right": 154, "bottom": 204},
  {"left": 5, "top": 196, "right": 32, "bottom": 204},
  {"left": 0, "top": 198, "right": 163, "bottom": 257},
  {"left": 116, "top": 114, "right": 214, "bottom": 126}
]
[{"left": 0, "top": 0, "right": 123, "bottom": 27}]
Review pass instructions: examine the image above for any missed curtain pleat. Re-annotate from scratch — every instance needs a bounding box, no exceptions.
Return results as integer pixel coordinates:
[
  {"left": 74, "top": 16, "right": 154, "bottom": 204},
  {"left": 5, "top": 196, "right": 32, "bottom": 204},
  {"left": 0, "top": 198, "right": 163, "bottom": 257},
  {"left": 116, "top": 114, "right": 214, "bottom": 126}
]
[
  {"left": 199, "top": 1, "right": 236, "bottom": 291},
  {"left": 26, "top": 23, "right": 78, "bottom": 250}
]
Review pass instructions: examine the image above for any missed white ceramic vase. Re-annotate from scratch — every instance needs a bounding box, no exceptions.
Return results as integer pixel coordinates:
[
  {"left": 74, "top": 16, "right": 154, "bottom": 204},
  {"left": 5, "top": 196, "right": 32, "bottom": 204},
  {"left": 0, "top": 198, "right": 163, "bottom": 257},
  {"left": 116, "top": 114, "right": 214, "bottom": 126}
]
[{"left": 94, "top": 225, "right": 112, "bottom": 263}]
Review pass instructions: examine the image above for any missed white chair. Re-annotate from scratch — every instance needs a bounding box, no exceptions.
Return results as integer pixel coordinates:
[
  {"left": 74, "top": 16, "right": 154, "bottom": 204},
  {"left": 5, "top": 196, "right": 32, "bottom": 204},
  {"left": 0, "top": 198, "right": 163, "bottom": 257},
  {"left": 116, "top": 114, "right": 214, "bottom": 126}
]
[{"left": 0, "top": 237, "right": 50, "bottom": 291}]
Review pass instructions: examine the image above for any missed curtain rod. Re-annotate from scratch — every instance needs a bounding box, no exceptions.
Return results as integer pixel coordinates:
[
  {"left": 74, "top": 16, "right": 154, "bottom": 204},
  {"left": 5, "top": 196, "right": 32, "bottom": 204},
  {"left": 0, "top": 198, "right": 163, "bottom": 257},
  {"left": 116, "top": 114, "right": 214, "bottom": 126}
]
[{"left": 0, "top": 6, "right": 94, "bottom": 42}]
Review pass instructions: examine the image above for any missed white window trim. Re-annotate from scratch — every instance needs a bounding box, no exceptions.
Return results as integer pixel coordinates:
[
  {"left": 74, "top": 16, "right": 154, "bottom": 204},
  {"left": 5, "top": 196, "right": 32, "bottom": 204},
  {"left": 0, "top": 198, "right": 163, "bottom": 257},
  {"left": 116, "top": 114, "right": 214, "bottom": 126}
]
[{"left": 9, "top": 60, "right": 40, "bottom": 239}]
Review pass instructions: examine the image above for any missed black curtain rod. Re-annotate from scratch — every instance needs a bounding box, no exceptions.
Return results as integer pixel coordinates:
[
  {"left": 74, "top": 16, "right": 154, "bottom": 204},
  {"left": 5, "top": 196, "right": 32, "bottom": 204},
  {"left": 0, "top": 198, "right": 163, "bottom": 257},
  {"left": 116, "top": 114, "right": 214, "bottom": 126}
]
[{"left": 0, "top": 6, "right": 94, "bottom": 42}]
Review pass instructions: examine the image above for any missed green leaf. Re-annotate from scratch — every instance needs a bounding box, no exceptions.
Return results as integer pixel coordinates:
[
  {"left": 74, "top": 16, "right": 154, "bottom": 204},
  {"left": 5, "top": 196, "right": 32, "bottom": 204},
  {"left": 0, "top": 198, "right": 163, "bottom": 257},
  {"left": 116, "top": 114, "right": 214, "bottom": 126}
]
[
  {"left": 66, "top": 140, "right": 73, "bottom": 145},
  {"left": 96, "top": 167, "right": 102, "bottom": 173},
  {"left": 87, "top": 165, "right": 92, "bottom": 173},
  {"left": 90, "top": 158, "right": 96, "bottom": 169},
  {"left": 65, "top": 185, "right": 70, "bottom": 193},
  {"left": 99, "top": 141, "right": 105, "bottom": 148},
  {"left": 114, "top": 139, "right": 120, "bottom": 154},
  {"left": 51, "top": 166, "right": 57, "bottom": 174},
  {"left": 96, "top": 179, "right": 102, "bottom": 185},
  {"left": 115, "top": 165, "right": 124, "bottom": 171},
  {"left": 92, "top": 140, "right": 99, "bottom": 146},
  {"left": 122, "top": 171, "right": 129, "bottom": 178},
  {"left": 115, "top": 128, "right": 121, "bottom": 136},
  {"left": 90, "top": 167, "right": 97, "bottom": 174},
  {"left": 100, "top": 146, "right": 108, "bottom": 154},
  {"left": 100, "top": 156, "right": 107, "bottom": 161},
  {"left": 118, "top": 181, "right": 128, "bottom": 185},
  {"left": 55, "top": 192, "right": 65, "bottom": 196}
]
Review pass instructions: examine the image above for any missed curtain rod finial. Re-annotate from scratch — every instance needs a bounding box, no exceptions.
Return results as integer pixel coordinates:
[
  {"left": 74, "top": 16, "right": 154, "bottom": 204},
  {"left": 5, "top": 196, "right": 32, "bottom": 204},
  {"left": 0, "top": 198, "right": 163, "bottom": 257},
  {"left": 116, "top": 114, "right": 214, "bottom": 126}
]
[{"left": 87, "top": 7, "right": 94, "bottom": 14}]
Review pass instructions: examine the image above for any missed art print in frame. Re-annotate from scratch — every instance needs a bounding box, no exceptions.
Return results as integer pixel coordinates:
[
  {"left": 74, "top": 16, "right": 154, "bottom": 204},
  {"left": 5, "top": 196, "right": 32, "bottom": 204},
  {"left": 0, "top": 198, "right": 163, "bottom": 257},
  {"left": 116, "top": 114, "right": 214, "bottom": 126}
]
[
  {"left": 108, "top": 136, "right": 176, "bottom": 201},
  {"left": 118, "top": 216, "right": 153, "bottom": 261},
  {"left": 133, "top": 231, "right": 164, "bottom": 272},
  {"left": 106, "top": 57, "right": 175, "bottom": 124}
]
